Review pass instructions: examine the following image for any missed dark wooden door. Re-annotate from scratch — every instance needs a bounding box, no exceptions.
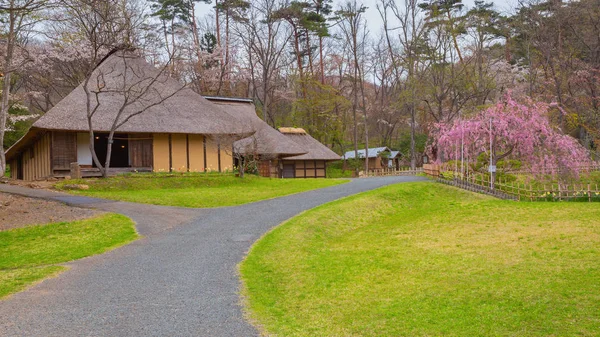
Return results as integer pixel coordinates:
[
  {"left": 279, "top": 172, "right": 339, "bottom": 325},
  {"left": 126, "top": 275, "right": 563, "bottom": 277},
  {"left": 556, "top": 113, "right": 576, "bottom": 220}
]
[
  {"left": 52, "top": 132, "right": 77, "bottom": 170},
  {"left": 17, "top": 154, "right": 24, "bottom": 180},
  {"left": 129, "top": 134, "right": 153, "bottom": 168},
  {"left": 282, "top": 163, "right": 295, "bottom": 178}
]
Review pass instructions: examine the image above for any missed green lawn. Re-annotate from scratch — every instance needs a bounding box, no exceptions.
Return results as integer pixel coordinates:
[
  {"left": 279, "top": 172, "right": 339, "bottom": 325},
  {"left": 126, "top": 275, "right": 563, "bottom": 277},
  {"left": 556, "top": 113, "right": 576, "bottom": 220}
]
[
  {"left": 0, "top": 213, "right": 138, "bottom": 299},
  {"left": 240, "top": 182, "right": 600, "bottom": 337},
  {"left": 57, "top": 174, "right": 348, "bottom": 208}
]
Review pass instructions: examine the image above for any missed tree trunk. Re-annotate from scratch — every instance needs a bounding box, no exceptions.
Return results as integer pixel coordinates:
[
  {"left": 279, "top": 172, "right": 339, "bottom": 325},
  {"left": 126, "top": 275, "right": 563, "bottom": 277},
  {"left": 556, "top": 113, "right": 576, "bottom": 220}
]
[
  {"left": 0, "top": 7, "right": 16, "bottom": 176},
  {"left": 306, "top": 30, "right": 314, "bottom": 76},
  {"left": 0, "top": 71, "right": 10, "bottom": 176},
  {"left": 358, "top": 58, "right": 369, "bottom": 173},
  {"left": 239, "top": 156, "right": 245, "bottom": 178},
  {"left": 103, "top": 130, "right": 116, "bottom": 178},
  {"left": 215, "top": 0, "right": 221, "bottom": 47},
  {"left": 291, "top": 24, "right": 306, "bottom": 98},
  {"left": 262, "top": 74, "right": 269, "bottom": 123},
  {"left": 225, "top": 9, "right": 230, "bottom": 82},
  {"left": 319, "top": 35, "right": 325, "bottom": 84},
  {"left": 191, "top": 1, "right": 202, "bottom": 60},
  {"left": 88, "top": 130, "right": 105, "bottom": 177}
]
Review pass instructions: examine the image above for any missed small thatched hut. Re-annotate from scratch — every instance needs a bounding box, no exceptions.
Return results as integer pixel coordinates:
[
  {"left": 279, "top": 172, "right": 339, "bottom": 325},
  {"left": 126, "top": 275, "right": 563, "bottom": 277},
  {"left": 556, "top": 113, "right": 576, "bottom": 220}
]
[
  {"left": 278, "top": 128, "right": 341, "bottom": 178},
  {"left": 204, "top": 96, "right": 307, "bottom": 177},
  {"left": 6, "top": 50, "right": 253, "bottom": 180}
]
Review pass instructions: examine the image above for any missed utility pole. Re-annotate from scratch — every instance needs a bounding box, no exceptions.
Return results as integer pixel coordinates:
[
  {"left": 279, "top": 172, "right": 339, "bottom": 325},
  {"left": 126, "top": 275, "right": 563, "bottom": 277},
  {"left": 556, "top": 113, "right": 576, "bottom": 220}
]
[{"left": 489, "top": 117, "right": 495, "bottom": 190}]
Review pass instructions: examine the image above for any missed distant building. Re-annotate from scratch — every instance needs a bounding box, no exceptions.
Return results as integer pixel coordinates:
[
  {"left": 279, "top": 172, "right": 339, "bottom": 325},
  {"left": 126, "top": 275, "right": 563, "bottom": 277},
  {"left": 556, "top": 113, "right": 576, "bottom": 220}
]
[
  {"left": 277, "top": 128, "right": 341, "bottom": 178},
  {"left": 204, "top": 99, "right": 341, "bottom": 178},
  {"left": 388, "top": 151, "right": 402, "bottom": 169},
  {"left": 342, "top": 147, "right": 392, "bottom": 170}
]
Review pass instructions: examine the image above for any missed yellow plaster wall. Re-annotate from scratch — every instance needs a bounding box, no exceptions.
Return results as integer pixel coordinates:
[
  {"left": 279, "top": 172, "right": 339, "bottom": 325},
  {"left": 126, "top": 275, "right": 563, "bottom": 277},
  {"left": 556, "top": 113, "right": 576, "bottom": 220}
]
[
  {"left": 153, "top": 133, "right": 231, "bottom": 173},
  {"left": 153, "top": 134, "right": 170, "bottom": 172},
  {"left": 205, "top": 137, "right": 219, "bottom": 172},
  {"left": 170, "top": 134, "right": 188, "bottom": 172},
  {"left": 188, "top": 134, "right": 205, "bottom": 172},
  {"left": 220, "top": 142, "right": 233, "bottom": 171}
]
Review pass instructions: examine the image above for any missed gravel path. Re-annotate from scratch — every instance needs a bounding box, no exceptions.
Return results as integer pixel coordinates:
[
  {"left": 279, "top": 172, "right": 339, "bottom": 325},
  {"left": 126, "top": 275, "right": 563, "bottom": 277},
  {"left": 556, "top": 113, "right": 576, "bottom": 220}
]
[{"left": 0, "top": 176, "right": 426, "bottom": 337}]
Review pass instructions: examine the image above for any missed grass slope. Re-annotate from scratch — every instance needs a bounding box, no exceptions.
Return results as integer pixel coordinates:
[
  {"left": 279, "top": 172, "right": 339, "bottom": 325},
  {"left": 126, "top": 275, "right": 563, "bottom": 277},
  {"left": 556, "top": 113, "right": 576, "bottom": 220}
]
[
  {"left": 240, "top": 182, "right": 600, "bottom": 337},
  {"left": 0, "top": 213, "right": 138, "bottom": 299},
  {"left": 58, "top": 174, "right": 348, "bottom": 208}
]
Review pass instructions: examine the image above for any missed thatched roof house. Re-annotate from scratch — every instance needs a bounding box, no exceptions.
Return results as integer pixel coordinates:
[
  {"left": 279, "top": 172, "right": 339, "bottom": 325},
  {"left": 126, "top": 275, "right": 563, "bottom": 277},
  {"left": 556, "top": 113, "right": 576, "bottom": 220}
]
[
  {"left": 204, "top": 96, "right": 306, "bottom": 158},
  {"left": 6, "top": 49, "right": 255, "bottom": 180},
  {"left": 277, "top": 128, "right": 341, "bottom": 178}
]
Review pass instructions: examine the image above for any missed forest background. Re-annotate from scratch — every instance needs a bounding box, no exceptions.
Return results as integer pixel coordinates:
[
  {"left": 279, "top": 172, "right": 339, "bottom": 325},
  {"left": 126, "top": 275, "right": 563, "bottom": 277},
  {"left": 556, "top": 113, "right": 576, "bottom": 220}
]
[{"left": 1, "top": 0, "right": 598, "bottom": 172}]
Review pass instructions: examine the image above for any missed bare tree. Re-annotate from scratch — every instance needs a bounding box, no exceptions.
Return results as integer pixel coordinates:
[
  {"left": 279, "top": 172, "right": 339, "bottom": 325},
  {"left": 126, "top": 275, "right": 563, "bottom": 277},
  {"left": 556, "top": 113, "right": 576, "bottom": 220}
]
[
  {"left": 379, "top": 0, "right": 427, "bottom": 169},
  {"left": 234, "top": 0, "right": 290, "bottom": 125},
  {"left": 220, "top": 133, "right": 261, "bottom": 178},
  {"left": 0, "top": 0, "right": 47, "bottom": 175},
  {"left": 83, "top": 50, "right": 185, "bottom": 177},
  {"left": 336, "top": 0, "right": 369, "bottom": 173}
]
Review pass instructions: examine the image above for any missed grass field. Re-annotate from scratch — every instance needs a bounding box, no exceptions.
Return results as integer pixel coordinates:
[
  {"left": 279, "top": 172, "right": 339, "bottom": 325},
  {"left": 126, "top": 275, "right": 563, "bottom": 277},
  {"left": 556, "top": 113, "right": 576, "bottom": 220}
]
[
  {"left": 0, "top": 214, "right": 138, "bottom": 299},
  {"left": 240, "top": 182, "right": 600, "bottom": 337},
  {"left": 57, "top": 174, "right": 348, "bottom": 208}
]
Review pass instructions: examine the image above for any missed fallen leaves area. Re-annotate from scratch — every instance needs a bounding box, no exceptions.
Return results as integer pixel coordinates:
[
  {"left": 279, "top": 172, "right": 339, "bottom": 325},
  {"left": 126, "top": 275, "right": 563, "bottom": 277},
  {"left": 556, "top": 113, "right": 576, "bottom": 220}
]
[{"left": 0, "top": 193, "right": 101, "bottom": 231}]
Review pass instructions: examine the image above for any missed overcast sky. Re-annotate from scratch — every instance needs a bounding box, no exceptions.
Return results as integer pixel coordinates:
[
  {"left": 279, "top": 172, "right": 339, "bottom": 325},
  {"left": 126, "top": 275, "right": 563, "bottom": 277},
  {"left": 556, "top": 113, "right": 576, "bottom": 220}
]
[{"left": 194, "top": 0, "right": 521, "bottom": 36}]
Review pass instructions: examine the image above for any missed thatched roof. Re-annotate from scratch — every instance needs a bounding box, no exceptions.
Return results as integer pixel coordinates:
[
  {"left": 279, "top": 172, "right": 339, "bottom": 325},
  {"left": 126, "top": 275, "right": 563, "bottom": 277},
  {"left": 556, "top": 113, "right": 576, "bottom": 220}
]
[
  {"left": 278, "top": 127, "right": 306, "bottom": 134},
  {"left": 278, "top": 128, "right": 341, "bottom": 161},
  {"left": 32, "top": 50, "right": 254, "bottom": 136},
  {"left": 205, "top": 97, "right": 307, "bottom": 158}
]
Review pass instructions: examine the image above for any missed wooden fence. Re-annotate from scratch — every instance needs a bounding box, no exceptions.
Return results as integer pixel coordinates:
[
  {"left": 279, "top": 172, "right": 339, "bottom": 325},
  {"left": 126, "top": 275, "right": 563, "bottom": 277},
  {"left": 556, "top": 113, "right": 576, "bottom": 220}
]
[
  {"left": 423, "top": 164, "right": 441, "bottom": 178},
  {"left": 359, "top": 167, "right": 423, "bottom": 177}
]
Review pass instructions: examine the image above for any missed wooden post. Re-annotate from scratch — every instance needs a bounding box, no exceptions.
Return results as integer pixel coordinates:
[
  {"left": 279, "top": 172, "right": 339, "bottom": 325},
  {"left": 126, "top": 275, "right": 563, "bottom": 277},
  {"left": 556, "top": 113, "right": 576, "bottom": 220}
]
[
  {"left": 558, "top": 184, "right": 562, "bottom": 201},
  {"left": 529, "top": 184, "right": 533, "bottom": 201}
]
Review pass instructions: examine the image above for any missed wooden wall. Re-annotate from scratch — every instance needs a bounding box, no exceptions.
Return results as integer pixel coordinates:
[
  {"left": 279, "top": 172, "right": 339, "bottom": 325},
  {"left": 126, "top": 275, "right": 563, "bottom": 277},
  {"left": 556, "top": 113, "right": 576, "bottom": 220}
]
[
  {"left": 8, "top": 158, "right": 18, "bottom": 179},
  {"left": 284, "top": 160, "right": 327, "bottom": 178},
  {"left": 52, "top": 132, "right": 77, "bottom": 171},
  {"left": 18, "top": 133, "right": 52, "bottom": 181},
  {"left": 129, "top": 133, "right": 153, "bottom": 168},
  {"left": 259, "top": 159, "right": 279, "bottom": 178},
  {"left": 152, "top": 133, "right": 232, "bottom": 173},
  {"left": 368, "top": 157, "right": 385, "bottom": 169}
]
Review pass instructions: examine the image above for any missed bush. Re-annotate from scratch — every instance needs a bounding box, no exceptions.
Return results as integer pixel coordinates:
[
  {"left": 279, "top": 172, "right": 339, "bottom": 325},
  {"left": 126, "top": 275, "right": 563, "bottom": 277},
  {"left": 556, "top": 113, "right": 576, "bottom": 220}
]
[{"left": 327, "top": 161, "right": 353, "bottom": 178}]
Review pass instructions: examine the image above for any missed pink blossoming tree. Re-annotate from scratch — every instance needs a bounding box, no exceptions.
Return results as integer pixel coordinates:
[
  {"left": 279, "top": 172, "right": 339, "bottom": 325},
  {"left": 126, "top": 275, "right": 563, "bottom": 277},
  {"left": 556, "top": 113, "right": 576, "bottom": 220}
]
[{"left": 437, "top": 93, "right": 591, "bottom": 183}]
